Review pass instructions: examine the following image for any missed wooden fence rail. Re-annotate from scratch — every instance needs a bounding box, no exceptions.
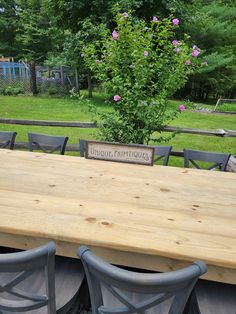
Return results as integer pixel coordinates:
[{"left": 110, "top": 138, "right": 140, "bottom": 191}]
[
  {"left": 163, "top": 126, "right": 236, "bottom": 137},
  {"left": 0, "top": 118, "right": 96, "bottom": 128},
  {"left": 0, "top": 118, "right": 236, "bottom": 137}
]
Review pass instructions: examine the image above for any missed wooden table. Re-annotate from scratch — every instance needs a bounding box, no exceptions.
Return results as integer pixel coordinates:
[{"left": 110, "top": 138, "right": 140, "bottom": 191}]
[{"left": 0, "top": 150, "right": 235, "bottom": 284}]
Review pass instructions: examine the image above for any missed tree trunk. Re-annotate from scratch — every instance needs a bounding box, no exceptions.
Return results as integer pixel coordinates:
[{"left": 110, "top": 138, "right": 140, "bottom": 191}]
[
  {"left": 201, "top": 88, "right": 205, "bottom": 100},
  {"left": 87, "top": 70, "right": 93, "bottom": 98},
  {"left": 194, "top": 83, "right": 198, "bottom": 99},
  {"left": 198, "top": 83, "right": 202, "bottom": 100},
  {"left": 75, "top": 67, "right": 80, "bottom": 94},
  {"left": 29, "top": 60, "right": 38, "bottom": 96},
  {"left": 229, "top": 90, "right": 234, "bottom": 99},
  {"left": 204, "top": 89, "right": 209, "bottom": 102},
  {"left": 60, "top": 66, "right": 65, "bottom": 87}
]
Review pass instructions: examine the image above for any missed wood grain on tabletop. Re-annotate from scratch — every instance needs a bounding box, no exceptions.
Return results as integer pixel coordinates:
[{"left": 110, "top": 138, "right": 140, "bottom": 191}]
[{"left": 0, "top": 149, "right": 235, "bottom": 272}]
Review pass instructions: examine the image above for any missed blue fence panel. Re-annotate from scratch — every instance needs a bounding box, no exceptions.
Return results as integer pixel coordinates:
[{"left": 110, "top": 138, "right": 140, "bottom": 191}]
[{"left": 0, "top": 62, "right": 29, "bottom": 81}]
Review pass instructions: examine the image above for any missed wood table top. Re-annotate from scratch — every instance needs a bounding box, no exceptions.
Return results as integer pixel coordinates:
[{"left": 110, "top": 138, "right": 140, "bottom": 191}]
[{"left": 0, "top": 149, "right": 235, "bottom": 282}]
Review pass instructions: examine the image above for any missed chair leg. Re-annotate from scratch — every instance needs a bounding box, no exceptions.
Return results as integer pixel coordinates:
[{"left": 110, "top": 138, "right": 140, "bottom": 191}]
[
  {"left": 57, "top": 278, "right": 91, "bottom": 314},
  {"left": 70, "top": 285, "right": 91, "bottom": 314},
  {"left": 79, "top": 280, "right": 91, "bottom": 311},
  {"left": 70, "top": 300, "right": 81, "bottom": 314},
  {"left": 183, "top": 289, "right": 201, "bottom": 314}
]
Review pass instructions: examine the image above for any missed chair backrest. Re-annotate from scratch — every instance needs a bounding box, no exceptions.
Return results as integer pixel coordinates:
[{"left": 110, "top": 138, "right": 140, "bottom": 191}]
[
  {"left": 28, "top": 133, "right": 68, "bottom": 155},
  {"left": 184, "top": 149, "right": 231, "bottom": 171},
  {"left": 79, "top": 139, "right": 87, "bottom": 157},
  {"left": 0, "top": 242, "right": 56, "bottom": 313},
  {"left": 0, "top": 131, "right": 17, "bottom": 149},
  {"left": 78, "top": 246, "right": 207, "bottom": 314},
  {"left": 153, "top": 146, "right": 172, "bottom": 166}
]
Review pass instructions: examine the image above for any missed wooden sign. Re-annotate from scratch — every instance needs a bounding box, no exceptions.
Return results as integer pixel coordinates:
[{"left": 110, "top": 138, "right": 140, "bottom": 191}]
[{"left": 85, "top": 141, "right": 154, "bottom": 166}]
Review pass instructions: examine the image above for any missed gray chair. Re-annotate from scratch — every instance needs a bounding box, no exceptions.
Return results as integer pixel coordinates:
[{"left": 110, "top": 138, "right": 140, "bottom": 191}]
[
  {"left": 0, "top": 131, "right": 17, "bottom": 149},
  {"left": 153, "top": 146, "right": 172, "bottom": 166},
  {"left": 0, "top": 242, "right": 85, "bottom": 313},
  {"left": 78, "top": 246, "right": 207, "bottom": 314},
  {"left": 79, "top": 139, "right": 87, "bottom": 157},
  {"left": 184, "top": 149, "right": 230, "bottom": 171},
  {"left": 187, "top": 280, "right": 236, "bottom": 314},
  {"left": 28, "top": 133, "right": 68, "bottom": 155}
]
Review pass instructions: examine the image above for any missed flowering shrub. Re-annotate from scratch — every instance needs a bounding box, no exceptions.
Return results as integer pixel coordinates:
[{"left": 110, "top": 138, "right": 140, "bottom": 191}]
[{"left": 84, "top": 12, "right": 199, "bottom": 144}]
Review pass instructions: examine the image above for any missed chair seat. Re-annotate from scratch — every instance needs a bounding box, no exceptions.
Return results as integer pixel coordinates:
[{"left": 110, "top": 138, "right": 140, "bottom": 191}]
[
  {"left": 0, "top": 255, "right": 84, "bottom": 314},
  {"left": 194, "top": 280, "right": 236, "bottom": 314}
]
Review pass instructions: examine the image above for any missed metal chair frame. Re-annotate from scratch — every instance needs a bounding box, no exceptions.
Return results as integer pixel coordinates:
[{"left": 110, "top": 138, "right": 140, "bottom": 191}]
[
  {"left": 184, "top": 149, "right": 230, "bottom": 171},
  {"left": 28, "top": 133, "right": 68, "bottom": 155},
  {"left": 153, "top": 146, "right": 172, "bottom": 166},
  {"left": 78, "top": 246, "right": 207, "bottom": 314},
  {"left": 79, "top": 139, "right": 87, "bottom": 157},
  {"left": 0, "top": 131, "right": 17, "bottom": 149},
  {"left": 0, "top": 242, "right": 56, "bottom": 312}
]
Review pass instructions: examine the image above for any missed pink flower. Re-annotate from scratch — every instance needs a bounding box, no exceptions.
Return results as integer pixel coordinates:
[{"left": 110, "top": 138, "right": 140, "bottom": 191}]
[
  {"left": 122, "top": 12, "right": 128, "bottom": 18},
  {"left": 192, "top": 49, "right": 199, "bottom": 57},
  {"left": 174, "top": 48, "right": 180, "bottom": 53},
  {"left": 172, "top": 40, "right": 179, "bottom": 46},
  {"left": 152, "top": 16, "right": 158, "bottom": 22},
  {"left": 114, "top": 95, "right": 120, "bottom": 102},
  {"left": 179, "top": 105, "right": 186, "bottom": 111},
  {"left": 172, "top": 18, "right": 180, "bottom": 26},
  {"left": 185, "top": 60, "right": 191, "bottom": 65},
  {"left": 144, "top": 51, "right": 149, "bottom": 57},
  {"left": 112, "top": 30, "right": 118, "bottom": 40}
]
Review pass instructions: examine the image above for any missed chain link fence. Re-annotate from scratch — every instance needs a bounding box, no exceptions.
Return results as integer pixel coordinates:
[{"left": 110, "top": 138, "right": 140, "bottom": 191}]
[{"left": 0, "top": 62, "right": 79, "bottom": 96}]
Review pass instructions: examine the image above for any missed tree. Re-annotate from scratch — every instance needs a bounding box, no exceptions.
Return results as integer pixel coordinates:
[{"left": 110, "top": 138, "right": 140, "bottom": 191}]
[
  {"left": 46, "top": 0, "right": 160, "bottom": 97},
  {"left": 15, "top": 0, "right": 55, "bottom": 95},
  {"left": 1, "top": 0, "right": 234, "bottom": 100},
  {"left": 0, "top": 0, "right": 18, "bottom": 57},
  {"left": 178, "top": 0, "right": 236, "bottom": 100}
]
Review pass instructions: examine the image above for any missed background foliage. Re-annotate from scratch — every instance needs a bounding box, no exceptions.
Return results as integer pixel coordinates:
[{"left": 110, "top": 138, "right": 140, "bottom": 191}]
[{"left": 0, "top": 0, "right": 235, "bottom": 101}]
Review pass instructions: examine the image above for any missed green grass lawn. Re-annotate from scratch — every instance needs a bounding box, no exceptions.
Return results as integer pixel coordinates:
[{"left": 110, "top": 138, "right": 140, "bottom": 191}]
[{"left": 0, "top": 94, "right": 235, "bottom": 167}]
